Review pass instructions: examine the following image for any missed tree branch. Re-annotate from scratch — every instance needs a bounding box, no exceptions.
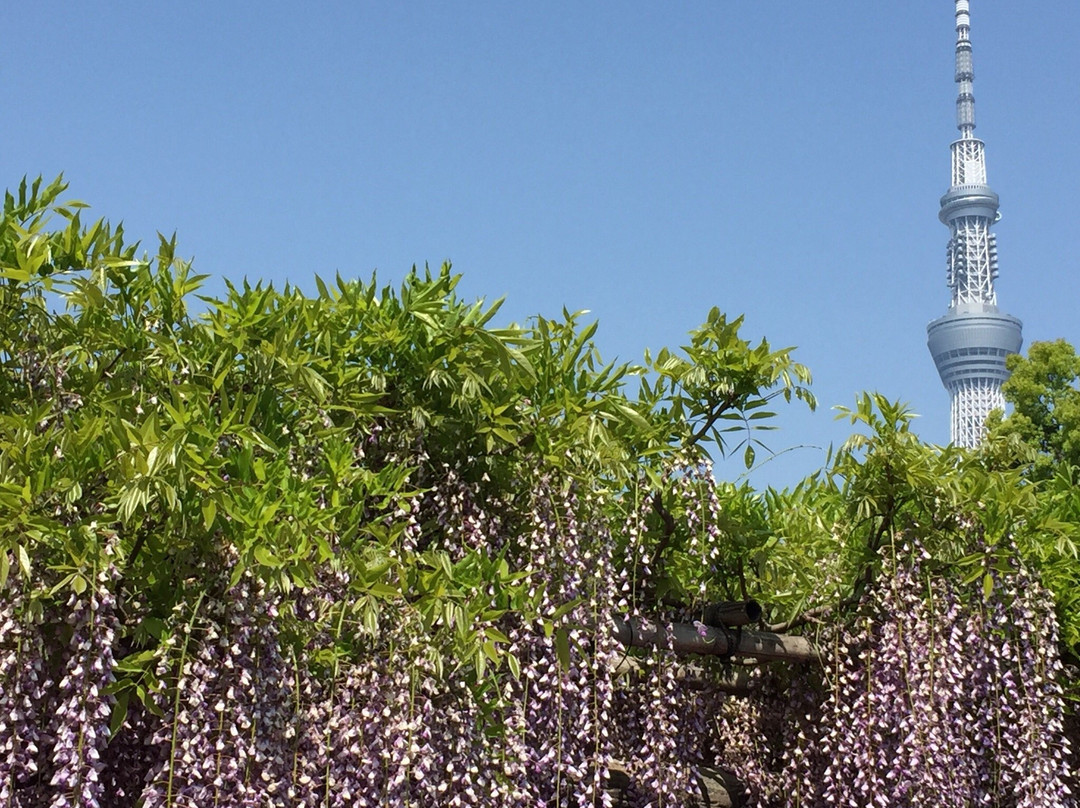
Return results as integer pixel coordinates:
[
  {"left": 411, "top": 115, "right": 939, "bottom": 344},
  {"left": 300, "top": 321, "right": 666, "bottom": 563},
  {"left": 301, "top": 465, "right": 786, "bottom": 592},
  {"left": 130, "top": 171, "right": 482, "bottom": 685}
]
[
  {"left": 650, "top": 492, "right": 677, "bottom": 563},
  {"left": 97, "top": 347, "right": 126, "bottom": 380},
  {"left": 684, "top": 391, "right": 740, "bottom": 449}
]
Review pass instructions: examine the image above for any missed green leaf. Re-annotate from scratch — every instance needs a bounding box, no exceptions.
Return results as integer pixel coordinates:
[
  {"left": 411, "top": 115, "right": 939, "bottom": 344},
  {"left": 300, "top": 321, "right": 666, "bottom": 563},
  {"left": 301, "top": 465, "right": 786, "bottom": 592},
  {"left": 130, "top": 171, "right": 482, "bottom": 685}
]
[
  {"left": 115, "top": 650, "right": 158, "bottom": 673},
  {"left": 554, "top": 627, "right": 571, "bottom": 672},
  {"left": 615, "top": 402, "right": 652, "bottom": 431},
  {"left": 16, "top": 545, "right": 30, "bottom": 578},
  {"left": 491, "top": 427, "right": 518, "bottom": 445},
  {"left": 254, "top": 547, "right": 282, "bottom": 568},
  {"left": 365, "top": 582, "right": 400, "bottom": 599},
  {"left": 0, "top": 266, "right": 32, "bottom": 283},
  {"left": 109, "top": 691, "right": 130, "bottom": 738}
]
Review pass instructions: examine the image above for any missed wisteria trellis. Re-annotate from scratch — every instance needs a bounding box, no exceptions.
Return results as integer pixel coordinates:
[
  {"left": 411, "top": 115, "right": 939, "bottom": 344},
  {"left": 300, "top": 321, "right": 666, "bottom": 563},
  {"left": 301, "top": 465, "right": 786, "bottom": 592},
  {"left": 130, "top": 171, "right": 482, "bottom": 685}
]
[
  {"left": 0, "top": 465, "right": 1073, "bottom": 808},
  {"left": 0, "top": 187, "right": 1074, "bottom": 807}
]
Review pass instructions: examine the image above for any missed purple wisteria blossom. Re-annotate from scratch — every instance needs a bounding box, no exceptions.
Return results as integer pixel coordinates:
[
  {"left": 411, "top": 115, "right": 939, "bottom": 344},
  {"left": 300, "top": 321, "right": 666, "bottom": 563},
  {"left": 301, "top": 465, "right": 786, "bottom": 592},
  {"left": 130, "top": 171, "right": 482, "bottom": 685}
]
[
  {"left": 47, "top": 563, "right": 121, "bottom": 808},
  {"left": 803, "top": 537, "right": 1074, "bottom": 808},
  {"left": 4, "top": 472, "right": 1076, "bottom": 808},
  {"left": 1, "top": 564, "right": 55, "bottom": 807}
]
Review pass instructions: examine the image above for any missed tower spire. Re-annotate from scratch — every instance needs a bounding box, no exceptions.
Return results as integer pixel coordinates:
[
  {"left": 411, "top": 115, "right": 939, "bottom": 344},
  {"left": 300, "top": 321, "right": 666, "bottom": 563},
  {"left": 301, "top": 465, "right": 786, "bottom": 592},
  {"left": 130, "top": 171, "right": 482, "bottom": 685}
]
[
  {"left": 954, "top": 0, "right": 977, "bottom": 138},
  {"left": 927, "top": 0, "right": 1023, "bottom": 447}
]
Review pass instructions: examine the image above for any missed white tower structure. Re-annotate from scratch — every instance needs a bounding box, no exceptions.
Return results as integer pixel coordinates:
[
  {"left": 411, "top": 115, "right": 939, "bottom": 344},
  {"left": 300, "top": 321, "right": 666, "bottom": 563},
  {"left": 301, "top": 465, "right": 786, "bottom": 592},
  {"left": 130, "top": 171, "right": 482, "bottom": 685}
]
[{"left": 927, "top": 0, "right": 1022, "bottom": 447}]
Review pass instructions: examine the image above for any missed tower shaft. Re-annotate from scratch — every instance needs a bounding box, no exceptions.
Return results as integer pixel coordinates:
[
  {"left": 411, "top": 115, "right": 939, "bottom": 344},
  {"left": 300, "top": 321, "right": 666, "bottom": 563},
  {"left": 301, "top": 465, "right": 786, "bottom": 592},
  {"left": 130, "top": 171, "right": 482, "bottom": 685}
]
[{"left": 927, "top": 0, "right": 1022, "bottom": 448}]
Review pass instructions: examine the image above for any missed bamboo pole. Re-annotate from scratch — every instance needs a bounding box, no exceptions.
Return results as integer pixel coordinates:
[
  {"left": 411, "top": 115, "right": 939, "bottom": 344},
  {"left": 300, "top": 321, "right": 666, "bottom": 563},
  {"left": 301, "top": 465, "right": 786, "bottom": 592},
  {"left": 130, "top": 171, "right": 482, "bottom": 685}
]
[
  {"left": 700, "top": 600, "right": 762, "bottom": 628},
  {"left": 611, "top": 615, "right": 821, "bottom": 665}
]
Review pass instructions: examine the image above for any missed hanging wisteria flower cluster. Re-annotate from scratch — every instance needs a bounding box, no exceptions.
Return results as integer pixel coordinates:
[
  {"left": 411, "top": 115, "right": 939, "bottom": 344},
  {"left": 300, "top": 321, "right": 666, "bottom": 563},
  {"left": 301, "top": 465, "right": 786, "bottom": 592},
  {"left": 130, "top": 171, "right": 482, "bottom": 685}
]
[
  {"left": 810, "top": 537, "right": 1073, "bottom": 807},
  {"left": 700, "top": 535, "right": 1076, "bottom": 808},
  {"left": 6, "top": 455, "right": 1077, "bottom": 808},
  {"left": 0, "top": 460, "right": 715, "bottom": 807},
  {"left": 0, "top": 549, "right": 121, "bottom": 808}
]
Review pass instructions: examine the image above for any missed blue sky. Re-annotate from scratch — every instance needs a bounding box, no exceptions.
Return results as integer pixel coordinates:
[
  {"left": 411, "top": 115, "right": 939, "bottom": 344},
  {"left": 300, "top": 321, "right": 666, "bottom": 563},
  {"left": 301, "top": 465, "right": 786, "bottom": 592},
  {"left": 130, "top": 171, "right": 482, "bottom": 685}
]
[{"left": 6, "top": 2, "right": 1080, "bottom": 487}]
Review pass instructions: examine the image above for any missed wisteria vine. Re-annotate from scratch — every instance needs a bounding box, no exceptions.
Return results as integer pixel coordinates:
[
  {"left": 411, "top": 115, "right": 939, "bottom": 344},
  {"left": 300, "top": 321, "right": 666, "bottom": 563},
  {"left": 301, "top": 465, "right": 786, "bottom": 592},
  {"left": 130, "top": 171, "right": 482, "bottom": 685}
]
[
  {"left": 2, "top": 453, "right": 1073, "bottom": 808},
  {"left": 0, "top": 197, "right": 1074, "bottom": 807},
  {"left": 0, "top": 451, "right": 1075, "bottom": 803}
]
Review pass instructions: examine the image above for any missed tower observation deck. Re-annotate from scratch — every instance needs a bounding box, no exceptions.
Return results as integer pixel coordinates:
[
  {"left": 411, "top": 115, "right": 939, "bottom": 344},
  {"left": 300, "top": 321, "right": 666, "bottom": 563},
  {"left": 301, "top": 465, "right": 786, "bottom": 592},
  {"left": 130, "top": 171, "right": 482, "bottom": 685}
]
[{"left": 926, "top": 0, "right": 1022, "bottom": 447}]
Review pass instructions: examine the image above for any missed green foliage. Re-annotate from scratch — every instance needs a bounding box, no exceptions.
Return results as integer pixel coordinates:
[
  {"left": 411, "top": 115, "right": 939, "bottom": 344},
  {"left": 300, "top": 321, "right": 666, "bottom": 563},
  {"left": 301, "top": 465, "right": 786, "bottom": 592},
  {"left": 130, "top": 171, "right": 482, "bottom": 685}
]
[
  {"left": 989, "top": 339, "right": 1080, "bottom": 479},
  {"left": 982, "top": 340, "right": 1080, "bottom": 657},
  {"left": 751, "top": 394, "right": 1057, "bottom": 635},
  {"left": 0, "top": 176, "right": 819, "bottom": 705},
  {"left": 640, "top": 307, "right": 815, "bottom": 466},
  {"left": 1009, "top": 464, "right": 1080, "bottom": 653},
  {"left": 5, "top": 174, "right": 1078, "bottom": 735}
]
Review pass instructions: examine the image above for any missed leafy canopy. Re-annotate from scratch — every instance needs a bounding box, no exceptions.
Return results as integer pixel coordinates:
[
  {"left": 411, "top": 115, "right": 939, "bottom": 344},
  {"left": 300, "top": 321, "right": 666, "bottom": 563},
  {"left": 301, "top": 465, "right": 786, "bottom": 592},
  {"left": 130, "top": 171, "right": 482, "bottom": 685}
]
[
  {"left": 0, "top": 176, "right": 816, "bottom": 692},
  {"left": 989, "top": 339, "right": 1080, "bottom": 478}
]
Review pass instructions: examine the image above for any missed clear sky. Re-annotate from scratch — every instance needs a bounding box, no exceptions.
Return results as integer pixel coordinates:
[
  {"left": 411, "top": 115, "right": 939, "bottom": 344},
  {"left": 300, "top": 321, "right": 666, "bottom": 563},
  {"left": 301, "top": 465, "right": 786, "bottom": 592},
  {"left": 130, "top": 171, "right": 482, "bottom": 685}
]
[{"left": 5, "top": 2, "right": 1079, "bottom": 488}]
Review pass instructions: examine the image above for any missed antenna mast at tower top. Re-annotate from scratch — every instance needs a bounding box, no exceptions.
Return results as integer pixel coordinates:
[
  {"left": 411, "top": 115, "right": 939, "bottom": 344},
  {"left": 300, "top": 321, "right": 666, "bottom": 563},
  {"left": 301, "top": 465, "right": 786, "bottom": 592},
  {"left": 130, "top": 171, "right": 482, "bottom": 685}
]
[{"left": 954, "top": 0, "right": 977, "bottom": 139}]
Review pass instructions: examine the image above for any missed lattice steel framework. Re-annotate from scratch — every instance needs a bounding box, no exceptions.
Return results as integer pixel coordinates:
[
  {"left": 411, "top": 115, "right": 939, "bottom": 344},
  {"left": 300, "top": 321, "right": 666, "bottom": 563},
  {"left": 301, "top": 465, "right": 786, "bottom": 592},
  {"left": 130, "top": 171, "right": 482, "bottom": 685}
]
[
  {"left": 926, "top": 0, "right": 1022, "bottom": 448},
  {"left": 950, "top": 378, "right": 1006, "bottom": 448},
  {"left": 946, "top": 216, "right": 998, "bottom": 306}
]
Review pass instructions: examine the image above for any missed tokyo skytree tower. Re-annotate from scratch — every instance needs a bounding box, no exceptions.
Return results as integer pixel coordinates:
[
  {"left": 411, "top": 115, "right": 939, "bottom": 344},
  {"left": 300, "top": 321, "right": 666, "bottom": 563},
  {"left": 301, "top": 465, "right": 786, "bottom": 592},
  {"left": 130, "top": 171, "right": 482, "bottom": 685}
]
[{"left": 927, "top": 0, "right": 1022, "bottom": 448}]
